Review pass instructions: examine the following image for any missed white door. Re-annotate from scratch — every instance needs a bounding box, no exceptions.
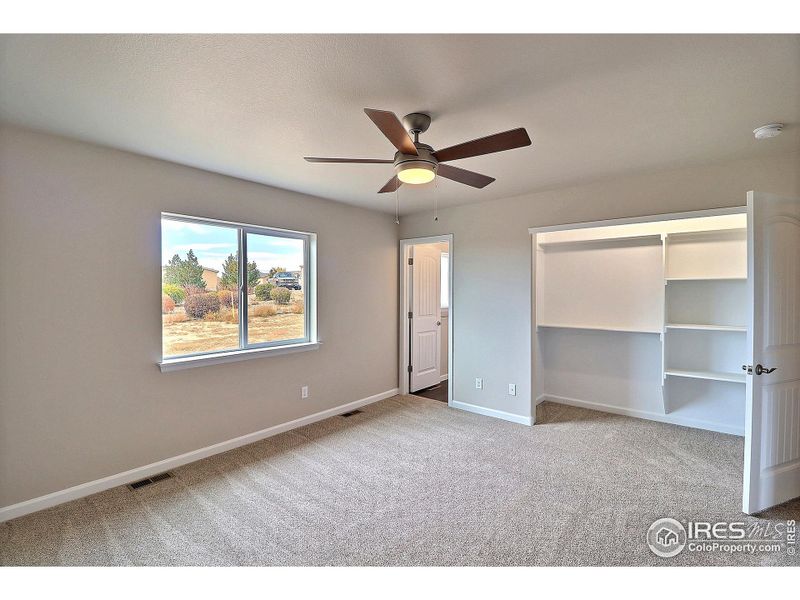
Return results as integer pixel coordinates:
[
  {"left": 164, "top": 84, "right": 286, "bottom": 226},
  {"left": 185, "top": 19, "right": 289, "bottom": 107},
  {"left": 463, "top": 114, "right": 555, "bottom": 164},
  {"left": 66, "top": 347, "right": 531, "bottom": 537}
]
[
  {"left": 410, "top": 244, "right": 442, "bottom": 392},
  {"left": 743, "top": 191, "right": 800, "bottom": 514}
]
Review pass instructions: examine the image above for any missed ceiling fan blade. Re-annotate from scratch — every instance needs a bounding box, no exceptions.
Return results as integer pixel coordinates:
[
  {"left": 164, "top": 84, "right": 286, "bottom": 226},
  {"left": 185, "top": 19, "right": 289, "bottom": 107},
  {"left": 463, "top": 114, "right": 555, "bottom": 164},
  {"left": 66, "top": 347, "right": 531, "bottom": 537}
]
[
  {"left": 364, "top": 108, "right": 418, "bottom": 156},
  {"left": 304, "top": 157, "right": 393, "bottom": 163},
  {"left": 378, "top": 175, "right": 402, "bottom": 194},
  {"left": 436, "top": 163, "right": 495, "bottom": 189},
  {"left": 433, "top": 128, "right": 531, "bottom": 163}
]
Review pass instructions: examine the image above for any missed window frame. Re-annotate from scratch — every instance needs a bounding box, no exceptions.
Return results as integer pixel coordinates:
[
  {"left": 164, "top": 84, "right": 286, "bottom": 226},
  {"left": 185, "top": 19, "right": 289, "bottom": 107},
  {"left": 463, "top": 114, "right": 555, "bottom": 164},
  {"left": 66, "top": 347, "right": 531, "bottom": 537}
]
[{"left": 159, "top": 212, "right": 317, "bottom": 371}]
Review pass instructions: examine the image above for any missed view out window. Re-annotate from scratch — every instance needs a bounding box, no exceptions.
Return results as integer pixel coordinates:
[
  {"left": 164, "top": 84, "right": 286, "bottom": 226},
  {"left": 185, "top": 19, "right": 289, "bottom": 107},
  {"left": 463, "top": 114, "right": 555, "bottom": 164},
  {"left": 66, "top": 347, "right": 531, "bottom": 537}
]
[
  {"left": 441, "top": 253, "right": 449, "bottom": 309},
  {"left": 161, "top": 214, "right": 313, "bottom": 361}
]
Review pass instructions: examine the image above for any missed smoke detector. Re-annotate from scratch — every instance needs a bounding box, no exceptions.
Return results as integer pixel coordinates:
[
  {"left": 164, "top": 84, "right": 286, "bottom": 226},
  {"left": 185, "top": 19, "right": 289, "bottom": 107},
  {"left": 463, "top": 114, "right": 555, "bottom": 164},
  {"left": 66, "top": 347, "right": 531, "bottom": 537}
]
[{"left": 753, "top": 123, "right": 783, "bottom": 140}]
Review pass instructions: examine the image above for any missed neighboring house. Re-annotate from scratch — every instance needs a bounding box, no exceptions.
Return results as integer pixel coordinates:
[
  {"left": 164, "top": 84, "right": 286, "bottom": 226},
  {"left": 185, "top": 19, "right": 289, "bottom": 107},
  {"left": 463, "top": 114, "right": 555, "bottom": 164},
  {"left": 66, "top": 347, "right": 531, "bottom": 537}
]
[{"left": 201, "top": 267, "right": 219, "bottom": 291}]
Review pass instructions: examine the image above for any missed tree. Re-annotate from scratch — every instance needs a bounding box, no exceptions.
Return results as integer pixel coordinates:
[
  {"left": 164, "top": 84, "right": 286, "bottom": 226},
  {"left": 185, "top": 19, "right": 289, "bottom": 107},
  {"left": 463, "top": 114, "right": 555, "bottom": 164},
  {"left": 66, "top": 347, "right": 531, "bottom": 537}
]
[
  {"left": 219, "top": 252, "right": 260, "bottom": 290},
  {"left": 267, "top": 266, "right": 286, "bottom": 278},
  {"left": 163, "top": 250, "right": 206, "bottom": 289},
  {"left": 220, "top": 253, "right": 238, "bottom": 290},
  {"left": 247, "top": 261, "right": 259, "bottom": 289}
]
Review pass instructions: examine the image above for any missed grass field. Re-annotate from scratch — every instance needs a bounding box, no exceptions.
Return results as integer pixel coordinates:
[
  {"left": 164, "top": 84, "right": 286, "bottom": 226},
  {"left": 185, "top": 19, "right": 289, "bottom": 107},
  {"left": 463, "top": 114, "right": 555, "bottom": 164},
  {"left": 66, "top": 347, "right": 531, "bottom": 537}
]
[{"left": 162, "top": 291, "right": 304, "bottom": 357}]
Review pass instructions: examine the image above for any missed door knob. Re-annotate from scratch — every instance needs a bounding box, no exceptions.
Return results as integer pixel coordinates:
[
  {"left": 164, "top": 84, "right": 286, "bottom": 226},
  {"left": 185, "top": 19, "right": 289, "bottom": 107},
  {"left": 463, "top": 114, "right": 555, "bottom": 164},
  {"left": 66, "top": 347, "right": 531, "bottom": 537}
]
[
  {"left": 436, "top": 321, "right": 441, "bottom": 326},
  {"left": 742, "top": 364, "right": 777, "bottom": 375}
]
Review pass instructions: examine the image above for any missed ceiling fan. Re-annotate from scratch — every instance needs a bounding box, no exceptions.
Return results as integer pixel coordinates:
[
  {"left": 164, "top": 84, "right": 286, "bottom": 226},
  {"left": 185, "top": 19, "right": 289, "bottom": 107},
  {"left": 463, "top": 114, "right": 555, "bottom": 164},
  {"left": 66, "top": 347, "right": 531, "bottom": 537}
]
[{"left": 304, "top": 109, "right": 532, "bottom": 193}]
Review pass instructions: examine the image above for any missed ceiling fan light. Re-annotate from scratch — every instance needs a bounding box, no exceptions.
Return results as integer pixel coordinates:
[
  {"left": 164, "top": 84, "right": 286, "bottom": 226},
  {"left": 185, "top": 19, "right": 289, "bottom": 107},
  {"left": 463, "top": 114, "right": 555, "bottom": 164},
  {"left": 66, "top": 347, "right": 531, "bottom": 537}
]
[{"left": 397, "top": 161, "right": 436, "bottom": 185}]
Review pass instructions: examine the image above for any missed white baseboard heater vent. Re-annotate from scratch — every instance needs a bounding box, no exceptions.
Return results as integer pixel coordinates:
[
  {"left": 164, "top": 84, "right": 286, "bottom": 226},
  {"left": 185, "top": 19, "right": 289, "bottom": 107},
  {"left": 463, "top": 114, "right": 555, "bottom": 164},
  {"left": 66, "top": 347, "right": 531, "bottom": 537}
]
[{"left": 127, "top": 472, "right": 173, "bottom": 490}]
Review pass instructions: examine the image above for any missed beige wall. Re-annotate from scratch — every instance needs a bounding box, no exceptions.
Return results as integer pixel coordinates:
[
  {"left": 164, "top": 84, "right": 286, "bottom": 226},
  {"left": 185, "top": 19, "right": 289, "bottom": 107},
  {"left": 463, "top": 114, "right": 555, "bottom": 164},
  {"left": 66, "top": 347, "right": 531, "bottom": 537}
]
[
  {"left": 2, "top": 121, "right": 798, "bottom": 509},
  {"left": 400, "top": 152, "right": 800, "bottom": 420},
  {"left": 0, "top": 125, "right": 399, "bottom": 508}
]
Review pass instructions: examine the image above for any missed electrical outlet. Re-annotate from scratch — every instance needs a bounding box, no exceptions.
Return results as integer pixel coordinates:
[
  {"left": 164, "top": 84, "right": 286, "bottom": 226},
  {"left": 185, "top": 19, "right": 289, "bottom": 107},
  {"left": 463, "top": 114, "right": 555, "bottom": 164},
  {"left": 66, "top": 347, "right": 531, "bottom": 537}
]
[
  {"left": 475, "top": 378, "right": 483, "bottom": 390},
  {"left": 301, "top": 386, "right": 309, "bottom": 399},
  {"left": 508, "top": 383, "right": 516, "bottom": 396}
]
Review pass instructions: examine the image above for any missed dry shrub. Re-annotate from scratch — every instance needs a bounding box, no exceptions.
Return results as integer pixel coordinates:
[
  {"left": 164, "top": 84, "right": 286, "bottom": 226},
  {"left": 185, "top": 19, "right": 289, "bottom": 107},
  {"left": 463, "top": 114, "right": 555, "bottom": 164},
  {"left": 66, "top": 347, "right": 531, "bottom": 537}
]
[
  {"left": 255, "top": 283, "right": 274, "bottom": 301},
  {"left": 162, "top": 284, "right": 186, "bottom": 305},
  {"left": 202, "top": 309, "right": 237, "bottom": 323},
  {"left": 183, "top": 284, "right": 206, "bottom": 296},
  {"left": 184, "top": 292, "right": 220, "bottom": 318},
  {"left": 250, "top": 304, "right": 278, "bottom": 318},
  {"left": 163, "top": 312, "right": 188, "bottom": 324},
  {"left": 162, "top": 294, "right": 176, "bottom": 314},
  {"left": 290, "top": 300, "right": 304, "bottom": 314},
  {"left": 270, "top": 286, "right": 292, "bottom": 305},
  {"left": 217, "top": 289, "right": 239, "bottom": 309}
]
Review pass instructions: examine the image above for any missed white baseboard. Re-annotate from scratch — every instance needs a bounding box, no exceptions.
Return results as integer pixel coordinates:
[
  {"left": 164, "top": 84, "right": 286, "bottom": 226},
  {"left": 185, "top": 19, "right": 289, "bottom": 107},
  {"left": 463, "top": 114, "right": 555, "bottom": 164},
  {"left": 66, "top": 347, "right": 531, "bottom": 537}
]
[
  {"left": 440, "top": 373, "right": 448, "bottom": 382},
  {"left": 450, "top": 400, "right": 532, "bottom": 426},
  {"left": 0, "top": 388, "right": 399, "bottom": 523},
  {"left": 539, "top": 394, "right": 744, "bottom": 436}
]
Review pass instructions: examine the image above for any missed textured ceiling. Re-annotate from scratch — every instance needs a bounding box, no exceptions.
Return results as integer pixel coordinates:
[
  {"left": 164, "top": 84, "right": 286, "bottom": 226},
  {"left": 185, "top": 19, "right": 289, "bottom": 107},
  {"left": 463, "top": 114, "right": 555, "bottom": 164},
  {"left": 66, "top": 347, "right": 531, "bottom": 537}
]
[{"left": 1, "top": 34, "right": 798, "bottom": 214}]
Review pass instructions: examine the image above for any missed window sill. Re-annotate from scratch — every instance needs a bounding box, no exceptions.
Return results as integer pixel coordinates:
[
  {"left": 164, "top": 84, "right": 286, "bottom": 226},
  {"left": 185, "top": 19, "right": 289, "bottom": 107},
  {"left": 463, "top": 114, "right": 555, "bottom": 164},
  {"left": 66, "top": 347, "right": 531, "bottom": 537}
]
[{"left": 158, "top": 342, "right": 320, "bottom": 372}]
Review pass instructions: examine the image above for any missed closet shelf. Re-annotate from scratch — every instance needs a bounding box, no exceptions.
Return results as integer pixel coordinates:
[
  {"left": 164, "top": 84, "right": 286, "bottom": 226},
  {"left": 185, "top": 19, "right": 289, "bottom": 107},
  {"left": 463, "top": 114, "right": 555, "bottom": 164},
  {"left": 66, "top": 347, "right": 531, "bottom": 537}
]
[
  {"left": 665, "top": 369, "right": 746, "bottom": 384},
  {"left": 665, "top": 227, "right": 746, "bottom": 240},
  {"left": 537, "top": 323, "right": 662, "bottom": 334},
  {"left": 665, "top": 323, "right": 747, "bottom": 332},
  {"left": 537, "top": 234, "right": 662, "bottom": 250},
  {"left": 665, "top": 276, "right": 747, "bottom": 282}
]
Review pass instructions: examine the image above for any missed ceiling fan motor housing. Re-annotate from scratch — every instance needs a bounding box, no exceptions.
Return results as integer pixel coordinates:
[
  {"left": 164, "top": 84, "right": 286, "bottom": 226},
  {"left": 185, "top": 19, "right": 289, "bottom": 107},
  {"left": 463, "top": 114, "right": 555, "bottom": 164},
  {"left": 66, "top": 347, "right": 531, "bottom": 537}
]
[
  {"left": 394, "top": 143, "right": 438, "bottom": 170},
  {"left": 402, "top": 112, "right": 432, "bottom": 135}
]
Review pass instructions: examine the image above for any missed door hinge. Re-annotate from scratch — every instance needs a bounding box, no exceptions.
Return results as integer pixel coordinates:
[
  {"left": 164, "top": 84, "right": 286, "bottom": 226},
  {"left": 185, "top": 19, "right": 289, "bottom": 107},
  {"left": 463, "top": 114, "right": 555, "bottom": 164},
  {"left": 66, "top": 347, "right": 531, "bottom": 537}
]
[
  {"left": 408, "top": 311, "right": 413, "bottom": 319},
  {"left": 408, "top": 257, "right": 414, "bottom": 266},
  {"left": 407, "top": 364, "right": 413, "bottom": 373}
]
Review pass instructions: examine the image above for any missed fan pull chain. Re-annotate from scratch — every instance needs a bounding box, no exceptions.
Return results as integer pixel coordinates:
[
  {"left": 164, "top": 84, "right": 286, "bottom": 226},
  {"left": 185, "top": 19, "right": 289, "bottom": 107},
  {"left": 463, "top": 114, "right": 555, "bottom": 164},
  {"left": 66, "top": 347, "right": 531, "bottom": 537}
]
[
  {"left": 434, "top": 175, "right": 439, "bottom": 222},
  {"left": 395, "top": 184, "right": 400, "bottom": 225}
]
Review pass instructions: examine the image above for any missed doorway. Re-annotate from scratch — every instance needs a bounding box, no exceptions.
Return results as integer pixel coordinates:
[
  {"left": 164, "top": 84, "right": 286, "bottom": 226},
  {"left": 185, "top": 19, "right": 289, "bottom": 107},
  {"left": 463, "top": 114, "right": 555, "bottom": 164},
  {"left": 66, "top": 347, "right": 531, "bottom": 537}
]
[{"left": 400, "top": 235, "right": 453, "bottom": 405}]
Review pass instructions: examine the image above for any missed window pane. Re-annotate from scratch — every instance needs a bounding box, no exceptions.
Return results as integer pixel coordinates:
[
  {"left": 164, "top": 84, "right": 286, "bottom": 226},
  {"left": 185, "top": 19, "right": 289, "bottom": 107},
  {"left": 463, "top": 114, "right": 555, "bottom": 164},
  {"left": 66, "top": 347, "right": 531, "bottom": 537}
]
[
  {"left": 246, "top": 233, "right": 306, "bottom": 345},
  {"left": 441, "top": 253, "right": 449, "bottom": 308},
  {"left": 161, "top": 218, "right": 240, "bottom": 357}
]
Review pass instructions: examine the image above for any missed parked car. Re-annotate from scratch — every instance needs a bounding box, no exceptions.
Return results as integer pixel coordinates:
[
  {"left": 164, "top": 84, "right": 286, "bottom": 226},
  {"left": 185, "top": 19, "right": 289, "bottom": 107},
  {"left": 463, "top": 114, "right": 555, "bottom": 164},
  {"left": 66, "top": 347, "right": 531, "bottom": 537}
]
[{"left": 270, "top": 271, "right": 301, "bottom": 290}]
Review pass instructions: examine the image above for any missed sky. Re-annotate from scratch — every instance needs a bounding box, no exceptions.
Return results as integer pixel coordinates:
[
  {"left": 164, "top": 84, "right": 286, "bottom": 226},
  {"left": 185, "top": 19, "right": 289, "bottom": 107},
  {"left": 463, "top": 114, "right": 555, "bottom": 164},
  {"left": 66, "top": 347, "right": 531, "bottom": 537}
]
[{"left": 161, "top": 218, "right": 304, "bottom": 274}]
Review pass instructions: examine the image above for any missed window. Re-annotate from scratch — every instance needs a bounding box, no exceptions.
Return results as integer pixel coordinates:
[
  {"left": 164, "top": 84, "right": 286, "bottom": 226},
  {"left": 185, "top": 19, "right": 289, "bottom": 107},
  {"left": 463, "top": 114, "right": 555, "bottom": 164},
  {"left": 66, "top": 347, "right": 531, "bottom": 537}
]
[
  {"left": 160, "top": 213, "right": 315, "bottom": 367},
  {"left": 441, "top": 252, "right": 449, "bottom": 309}
]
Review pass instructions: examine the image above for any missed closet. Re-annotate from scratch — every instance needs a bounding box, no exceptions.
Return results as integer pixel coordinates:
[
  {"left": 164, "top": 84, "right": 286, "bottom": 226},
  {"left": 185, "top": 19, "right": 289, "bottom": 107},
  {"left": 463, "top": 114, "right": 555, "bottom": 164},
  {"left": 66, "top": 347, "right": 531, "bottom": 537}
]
[{"left": 533, "top": 212, "right": 748, "bottom": 435}]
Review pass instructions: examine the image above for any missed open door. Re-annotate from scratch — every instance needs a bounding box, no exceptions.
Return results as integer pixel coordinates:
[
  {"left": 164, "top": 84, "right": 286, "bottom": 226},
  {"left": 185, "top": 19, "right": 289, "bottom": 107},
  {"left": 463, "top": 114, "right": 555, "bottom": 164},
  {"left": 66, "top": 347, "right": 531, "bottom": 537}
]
[
  {"left": 410, "top": 244, "right": 442, "bottom": 392},
  {"left": 743, "top": 191, "right": 800, "bottom": 514}
]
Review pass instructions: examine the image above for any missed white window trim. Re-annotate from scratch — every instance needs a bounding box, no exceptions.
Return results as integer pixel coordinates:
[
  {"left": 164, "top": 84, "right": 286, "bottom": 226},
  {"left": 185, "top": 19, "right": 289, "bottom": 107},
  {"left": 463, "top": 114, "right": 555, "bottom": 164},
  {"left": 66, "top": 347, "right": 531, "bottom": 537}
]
[
  {"left": 160, "top": 212, "right": 317, "bottom": 369},
  {"left": 159, "top": 341, "right": 321, "bottom": 372}
]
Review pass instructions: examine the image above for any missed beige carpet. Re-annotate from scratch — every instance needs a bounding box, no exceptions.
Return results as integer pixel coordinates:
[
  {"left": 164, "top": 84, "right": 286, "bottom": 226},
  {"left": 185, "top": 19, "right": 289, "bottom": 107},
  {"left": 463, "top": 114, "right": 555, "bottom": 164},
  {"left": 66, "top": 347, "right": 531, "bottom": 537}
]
[{"left": 1, "top": 396, "right": 798, "bottom": 566}]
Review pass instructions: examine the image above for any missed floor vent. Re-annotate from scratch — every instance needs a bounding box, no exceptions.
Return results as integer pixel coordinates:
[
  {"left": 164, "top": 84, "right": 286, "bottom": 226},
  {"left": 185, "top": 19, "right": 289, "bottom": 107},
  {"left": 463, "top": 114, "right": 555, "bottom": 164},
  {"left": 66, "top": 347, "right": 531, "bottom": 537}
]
[
  {"left": 128, "top": 472, "right": 173, "bottom": 490},
  {"left": 340, "top": 409, "right": 363, "bottom": 418}
]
